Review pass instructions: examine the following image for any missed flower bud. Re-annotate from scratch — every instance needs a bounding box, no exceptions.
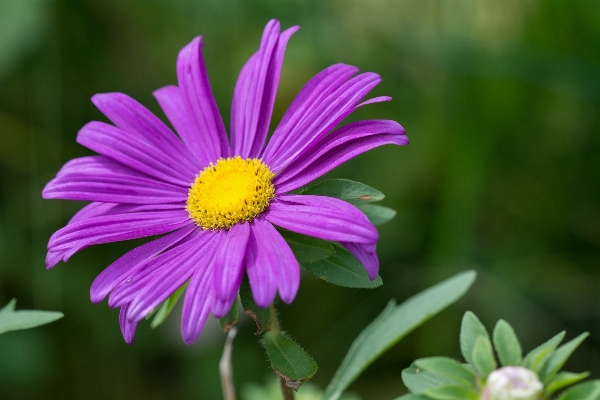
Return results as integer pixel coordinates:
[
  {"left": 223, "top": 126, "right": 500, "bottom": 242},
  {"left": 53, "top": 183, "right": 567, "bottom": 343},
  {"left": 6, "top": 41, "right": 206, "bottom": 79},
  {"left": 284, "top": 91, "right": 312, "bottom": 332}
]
[{"left": 480, "top": 366, "right": 543, "bottom": 400}]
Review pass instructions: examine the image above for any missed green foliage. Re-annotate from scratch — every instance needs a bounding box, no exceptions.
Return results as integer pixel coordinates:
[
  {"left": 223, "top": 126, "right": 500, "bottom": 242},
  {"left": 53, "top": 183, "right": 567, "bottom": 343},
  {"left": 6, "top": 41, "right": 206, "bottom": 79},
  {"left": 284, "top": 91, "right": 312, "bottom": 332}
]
[
  {"left": 471, "top": 336, "right": 497, "bottom": 376},
  {"left": 459, "top": 311, "right": 490, "bottom": 366},
  {"left": 356, "top": 204, "right": 397, "bottom": 226},
  {"left": 279, "top": 230, "right": 335, "bottom": 263},
  {"left": 413, "top": 358, "right": 474, "bottom": 387},
  {"left": 0, "top": 299, "right": 63, "bottom": 334},
  {"left": 402, "top": 367, "right": 456, "bottom": 394},
  {"left": 492, "top": 319, "right": 522, "bottom": 367},
  {"left": 219, "top": 301, "right": 240, "bottom": 334},
  {"left": 547, "top": 372, "right": 591, "bottom": 396},
  {"left": 556, "top": 380, "right": 600, "bottom": 400},
  {"left": 149, "top": 283, "right": 187, "bottom": 329},
  {"left": 239, "top": 278, "right": 270, "bottom": 335},
  {"left": 262, "top": 331, "right": 318, "bottom": 390},
  {"left": 322, "top": 270, "right": 476, "bottom": 400},
  {"left": 423, "top": 384, "right": 478, "bottom": 400},
  {"left": 298, "top": 179, "right": 385, "bottom": 206}
]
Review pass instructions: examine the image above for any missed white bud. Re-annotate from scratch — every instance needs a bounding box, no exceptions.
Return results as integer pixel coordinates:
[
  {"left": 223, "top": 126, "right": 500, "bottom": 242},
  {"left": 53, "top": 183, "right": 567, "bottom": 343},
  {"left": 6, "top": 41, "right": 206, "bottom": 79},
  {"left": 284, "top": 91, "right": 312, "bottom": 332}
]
[{"left": 480, "top": 366, "right": 543, "bottom": 400}]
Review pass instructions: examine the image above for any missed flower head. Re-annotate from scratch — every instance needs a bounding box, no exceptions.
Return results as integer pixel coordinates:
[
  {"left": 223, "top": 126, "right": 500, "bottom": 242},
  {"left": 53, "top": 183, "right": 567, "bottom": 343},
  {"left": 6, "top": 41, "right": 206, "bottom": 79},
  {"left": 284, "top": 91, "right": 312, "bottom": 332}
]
[
  {"left": 42, "top": 19, "right": 408, "bottom": 344},
  {"left": 481, "top": 367, "right": 543, "bottom": 400}
]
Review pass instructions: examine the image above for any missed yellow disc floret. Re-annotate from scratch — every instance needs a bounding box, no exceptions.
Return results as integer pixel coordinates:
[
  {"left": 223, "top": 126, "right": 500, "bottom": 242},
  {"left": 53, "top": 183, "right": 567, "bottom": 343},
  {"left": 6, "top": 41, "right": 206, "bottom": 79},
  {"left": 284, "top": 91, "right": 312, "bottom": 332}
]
[{"left": 186, "top": 156, "right": 275, "bottom": 230}]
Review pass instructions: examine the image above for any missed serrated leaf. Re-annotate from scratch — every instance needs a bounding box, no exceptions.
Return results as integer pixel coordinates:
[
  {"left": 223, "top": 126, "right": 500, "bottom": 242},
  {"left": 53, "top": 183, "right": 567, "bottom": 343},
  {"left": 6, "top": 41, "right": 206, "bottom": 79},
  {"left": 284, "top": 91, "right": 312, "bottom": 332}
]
[
  {"left": 471, "top": 336, "right": 497, "bottom": 376},
  {"left": 322, "top": 270, "right": 477, "bottom": 400},
  {"left": 460, "top": 312, "right": 490, "bottom": 365},
  {"left": 547, "top": 371, "right": 591, "bottom": 395},
  {"left": 150, "top": 283, "right": 187, "bottom": 329},
  {"left": 541, "top": 332, "right": 589, "bottom": 383},
  {"left": 278, "top": 229, "right": 335, "bottom": 263},
  {"left": 423, "top": 384, "right": 478, "bottom": 400},
  {"left": 415, "top": 357, "right": 475, "bottom": 387},
  {"left": 523, "top": 331, "right": 565, "bottom": 373},
  {"left": 239, "top": 277, "right": 270, "bottom": 334},
  {"left": 299, "top": 179, "right": 384, "bottom": 205},
  {"left": 302, "top": 244, "right": 382, "bottom": 288},
  {"left": 556, "top": 380, "right": 600, "bottom": 400},
  {"left": 219, "top": 301, "right": 240, "bottom": 333},
  {"left": 0, "top": 299, "right": 63, "bottom": 334},
  {"left": 357, "top": 204, "right": 397, "bottom": 226},
  {"left": 493, "top": 319, "right": 522, "bottom": 367},
  {"left": 402, "top": 365, "right": 457, "bottom": 394},
  {"left": 263, "top": 330, "right": 317, "bottom": 390}
]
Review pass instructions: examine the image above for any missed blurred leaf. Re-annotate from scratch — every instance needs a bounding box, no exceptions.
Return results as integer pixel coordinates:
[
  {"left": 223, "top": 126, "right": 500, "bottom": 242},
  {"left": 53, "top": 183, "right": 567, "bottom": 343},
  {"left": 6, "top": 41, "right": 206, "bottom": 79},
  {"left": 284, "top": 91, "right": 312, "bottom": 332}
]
[
  {"left": 239, "top": 278, "right": 270, "bottom": 335},
  {"left": 402, "top": 366, "right": 456, "bottom": 394},
  {"left": 471, "top": 336, "right": 496, "bottom": 376},
  {"left": 0, "top": 299, "right": 63, "bottom": 334},
  {"left": 547, "top": 371, "right": 591, "bottom": 396},
  {"left": 414, "top": 357, "right": 475, "bottom": 387},
  {"left": 394, "top": 395, "right": 431, "bottom": 400},
  {"left": 556, "top": 380, "right": 600, "bottom": 400},
  {"left": 150, "top": 283, "right": 187, "bottom": 329},
  {"left": 279, "top": 230, "right": 335, "bottom": 263},
  {"left": 423, "top": 384, "right": 478, "bottom": 400},
  {"left": 357, "top": 204, "right": 397, "bottom": 226},
  {"left": 299, "top": 179, "right": 384, "bottom": 205},
  {"left": 262, "top": 331, "right": 318, "bottom": 390},
  {"left": 460, "top": 312, "right": 490, "bottom": 366},
  {"left": 492, "top": 319, "right": 522, "bottom": 367},
  {"left": 302, "top": 244, "right": 382, "bottom": 288},
  {"left": 541, "top": 332, "right": 589, "bottom": 383},
  {"left": 523, "top": 331, "right": 565, "bottom": 373},
  {"left": 219, "top": 301, "right": 240, "bottom": 334},
  {"left": 322, "top": 270, "right": 477, "bottom": 400}
]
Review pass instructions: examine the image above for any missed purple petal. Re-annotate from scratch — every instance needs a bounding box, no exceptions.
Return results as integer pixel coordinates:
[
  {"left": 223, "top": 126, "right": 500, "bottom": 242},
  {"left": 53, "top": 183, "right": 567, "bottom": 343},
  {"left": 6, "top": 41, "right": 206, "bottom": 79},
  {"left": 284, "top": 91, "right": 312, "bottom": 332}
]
[
  {"left": 77, "top": 121, "right": 194, "bottom": 186},
  {"left": 91, "top": 92, "right": 200, "bottom": 174},
  {"left": 43, "top": 156, "right": 188, "bottom": 204},
  {"left": 90, "top": 224, "right": 196, "bottom": 303},
  {"left": 68, "top": 202, "right": 119, "bottom": 224},
  {"left": 340, "top": 241, "right": 379, "bottom": 280},
  {"left": 248, "top": 218, "right": 299, "bottom": 305},
  {"left": 231, "top": 20, "right": 299, "bottom": 158},
  {"left": 47, "top": 207, "right": 191, "bottom": 267},
  {"left": 211, "top": 222, "right": 251, "bottom": 317},
  {"left": 275, "top": 120, "right": 408, "bottom": 192},
  {"left": 265, "top": 195, "right": 378, "bottom": 244},
  {"left": 181, "top": 265, "right": 214, "bottom": 344},
  {"left": 263, "top": 70, "right": 382, "bottom": 171},
  {"left": 177, "top": 36, "right": 229, "bottom": 161},
  {"left": 119, "top": 303, "right": 138, "bottom": 345}
]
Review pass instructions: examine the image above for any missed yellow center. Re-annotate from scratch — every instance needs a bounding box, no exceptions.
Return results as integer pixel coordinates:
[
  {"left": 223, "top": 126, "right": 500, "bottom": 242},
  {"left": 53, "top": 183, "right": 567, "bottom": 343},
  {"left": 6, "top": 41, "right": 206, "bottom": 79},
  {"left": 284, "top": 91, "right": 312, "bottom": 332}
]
[{"left": 186, "top": 156, "right": 275, "bottom": 230}]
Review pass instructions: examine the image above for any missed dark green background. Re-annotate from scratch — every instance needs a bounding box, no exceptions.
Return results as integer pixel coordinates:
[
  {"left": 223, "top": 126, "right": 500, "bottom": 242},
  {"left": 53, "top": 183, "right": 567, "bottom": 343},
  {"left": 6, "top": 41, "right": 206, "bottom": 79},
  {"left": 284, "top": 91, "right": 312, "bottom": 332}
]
[{"left": 1, "top": 1, "right": 599, "bottom": 399}]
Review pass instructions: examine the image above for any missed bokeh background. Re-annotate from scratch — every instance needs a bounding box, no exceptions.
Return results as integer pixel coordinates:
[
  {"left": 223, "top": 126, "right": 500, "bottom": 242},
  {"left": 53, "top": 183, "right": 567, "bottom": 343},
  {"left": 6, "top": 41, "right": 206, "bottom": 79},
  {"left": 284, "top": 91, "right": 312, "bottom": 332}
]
[{"left": 1, "top": 0, "right": 599, "bottom": 399}]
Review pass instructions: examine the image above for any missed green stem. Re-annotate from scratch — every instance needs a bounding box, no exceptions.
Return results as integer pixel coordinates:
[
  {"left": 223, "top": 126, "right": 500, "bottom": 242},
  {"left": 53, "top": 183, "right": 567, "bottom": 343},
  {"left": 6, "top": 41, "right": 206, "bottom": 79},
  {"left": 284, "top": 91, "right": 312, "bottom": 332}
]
[{"left": 269, "top": 304, "right": 294, "bottom": 400}]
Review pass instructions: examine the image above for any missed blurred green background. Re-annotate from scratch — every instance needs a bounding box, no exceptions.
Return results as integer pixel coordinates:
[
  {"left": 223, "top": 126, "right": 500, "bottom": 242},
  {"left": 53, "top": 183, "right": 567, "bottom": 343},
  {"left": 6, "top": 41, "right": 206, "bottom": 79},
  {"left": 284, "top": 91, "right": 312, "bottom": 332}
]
[{"left": 1, "top": 0, "right": 599, "bottom": 399}]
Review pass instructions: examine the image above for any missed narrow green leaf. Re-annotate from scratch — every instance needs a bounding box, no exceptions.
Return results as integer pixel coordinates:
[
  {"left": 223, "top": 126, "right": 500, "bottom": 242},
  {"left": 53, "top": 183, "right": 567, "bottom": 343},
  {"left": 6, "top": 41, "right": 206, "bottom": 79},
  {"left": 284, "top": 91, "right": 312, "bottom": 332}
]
[
  {"left": 219, "top": 301, "right": 240, "bottom": 333},
  {"left": 322, "top": 270, "right": 477, "bottom": 400},
  {"left": 471, "top": 336, "right": 497, "bottom": 376},
  {"left": 302, "top": 244, "right": 382, "bottom": 288},
  {"left": 556, "top": 380, "right": 600, "bottom": 400},
  {"left": 493, "top": 319, "right": 522, "bottom": 367},
  {"left": 541, "top": 332, "right": 589, "bottom": 383},
  {"left": 547, "top": 371, "right": 590, "bottom": 395},
  {"left": 239, "top": 277, "right": 270, "bottom": 334},
  {"left": 423, "top": 384, "right": 478, "bottom": 400},
  {"left": 150, "top": 283, "right": 187, "bottom": 329},
  {"left": 262, "top": 330, "right": 318, "bottom": 390},
  {"left": 299, "top": 178, "right": 384, "bottom": 205},
  {"left": 279, "top": 229, "right": 335, "bottom": 263},
  {"left": 415, "top": 357, "right": 475, "bottom": 387},
  {"left": 394, "top": 394, "right": 431, "bottom": 400},
  {"left": 402, "top": 365, "right": 456, "bottom": 394},
  {"left": 460, "top": 312, "right": 490, "bottom": 365},
  {"left": 357, "top": 204, "right": 397, "bottom": 226},
  {"left": 523, "top": 331, "right": 565, "bottom": 373},
  {"left": 0, "top": 299, "right": 63, "bottom": 334}
]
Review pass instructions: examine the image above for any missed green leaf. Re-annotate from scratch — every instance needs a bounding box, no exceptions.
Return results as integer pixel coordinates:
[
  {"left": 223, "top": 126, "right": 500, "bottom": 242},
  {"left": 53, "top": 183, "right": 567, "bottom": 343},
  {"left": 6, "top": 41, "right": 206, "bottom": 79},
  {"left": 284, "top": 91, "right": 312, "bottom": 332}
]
[
  {"left": 402, "top": 366, "right": 457, "bottom": 394},
  {"left": 356, "top": 204, "right": 397, "bottom": 226},
  {"left": 523, "top": 331, "right": 565, "bottom": 373},
  {"left": 262, "top": 330, "right": 318, "bottom": 390},
  {"left": 239, "top": 277, "right": 270, "bottom": 334},
  {"left": 547, "top": 371, "right": 591, "bottom": 395},
  {"left": 299, "top": 179, "right": 384, "bottom": 205},
  {"left": 415, "top": 357, "right": 475, "bottom": 387},
  {"left": 219, "top": 301, "right": 240, "bottom": 334},
  {"left": 279, "top": 230, "right": 335, "bottom": 263},
  {"left": 0, "top": 299, "right": 63, "bottom": 334},
  {"left": 471, "top": 336, "right": 497, "bottom": 376},
  {"left": 460, "top": 312, "right": 490, "bottom": 366},
  {"left": 394, "top": 395, "right": 431, "bottom": 400},
  {"left": 556, "top": 380, "right": 600, "bottom": 400},
  {"left": 492, "top": 319, "right": 522, "bottom": 367},
  {"left": 541, "top": 332, "right": 589, "bottom": 383},
  {"left": 150, "top": 283, "right": 187, "bottom": 329},
  {"left": 302, "top": 243, "right": 382, "bottom": 288},
  {"left": 322, "top": 270, "right": 477, "bottom": 400},
  {"left": 423, "top": 384, "right": 478, "bottom": 400}
]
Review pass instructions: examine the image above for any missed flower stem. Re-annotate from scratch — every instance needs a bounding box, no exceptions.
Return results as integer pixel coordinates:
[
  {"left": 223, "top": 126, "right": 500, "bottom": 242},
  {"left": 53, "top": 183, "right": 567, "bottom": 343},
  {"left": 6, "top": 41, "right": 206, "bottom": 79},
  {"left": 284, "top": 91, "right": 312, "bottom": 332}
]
[
  {"left": 219, "top": 327, "right": 238, "bottom": 400},
  {"left": 269, "top": 304, "right": 295, "bottom": 400}
]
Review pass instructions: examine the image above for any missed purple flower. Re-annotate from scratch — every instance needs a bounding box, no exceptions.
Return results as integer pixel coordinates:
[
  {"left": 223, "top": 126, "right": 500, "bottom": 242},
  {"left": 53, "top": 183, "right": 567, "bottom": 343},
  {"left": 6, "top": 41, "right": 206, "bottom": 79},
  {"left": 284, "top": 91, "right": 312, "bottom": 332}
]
[{"left": 42, "top": 19, "right": 408, "bottom": 344}]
